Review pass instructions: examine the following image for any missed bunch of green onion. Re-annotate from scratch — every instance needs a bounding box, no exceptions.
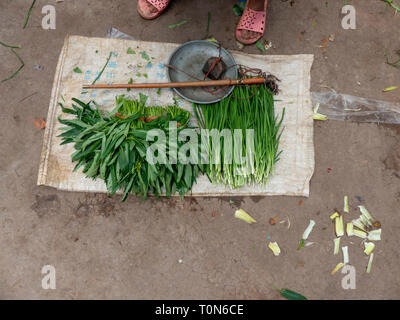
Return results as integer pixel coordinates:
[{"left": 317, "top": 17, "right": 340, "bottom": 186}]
[{"left": 193, "top": 84, "right": 284, "bottom": 188}]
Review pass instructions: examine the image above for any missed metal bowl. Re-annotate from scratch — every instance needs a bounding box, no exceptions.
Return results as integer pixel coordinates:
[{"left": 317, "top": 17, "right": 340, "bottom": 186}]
[{"left": 167, "top": 40, "right": 237, "bottom": 104}]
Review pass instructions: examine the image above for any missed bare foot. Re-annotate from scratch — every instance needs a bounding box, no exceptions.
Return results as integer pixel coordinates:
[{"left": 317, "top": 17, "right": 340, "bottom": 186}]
[{"left": 241, "top": 0, "right": 265, "bottom": 40}]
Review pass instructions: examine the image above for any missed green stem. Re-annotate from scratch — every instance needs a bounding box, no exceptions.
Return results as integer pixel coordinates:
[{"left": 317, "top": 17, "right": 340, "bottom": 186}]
[
  {"left": 23, "top": 0, "right": 37, "bottom": 29},
  {"left": 2, "top": 49, "right": 25, "bottom": 82},
  {"left": 92, "top": 51, "right": 113, "bottom": 85},
  {"left": 0, "top": 41, "right": 21, "bottom": 49}
]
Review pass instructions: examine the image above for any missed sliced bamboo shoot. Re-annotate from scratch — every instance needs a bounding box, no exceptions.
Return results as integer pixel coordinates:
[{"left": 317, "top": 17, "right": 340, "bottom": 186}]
[
  {"left": 342, "top": 246, "right": 349, "bottom": 264},
  {"left": 364, "top": 242, "right": 375, "bottom": 255},
  {"left": 331, "top": 262, "right": 345, "bottom": 275},
  {"left": 234, "top": 209, "right": 256, "bottom": 224},
  {"left": 366, "top": 253, "right": 374, "bottom": 274},
  {"left": 335, "top": 215, "right": 344, "bottom": 237}
]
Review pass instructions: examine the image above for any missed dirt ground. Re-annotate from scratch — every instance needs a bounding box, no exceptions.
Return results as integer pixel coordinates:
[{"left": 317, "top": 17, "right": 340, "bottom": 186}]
[{"left": 0, "top": 0, "right": 399, "bottom": 300}]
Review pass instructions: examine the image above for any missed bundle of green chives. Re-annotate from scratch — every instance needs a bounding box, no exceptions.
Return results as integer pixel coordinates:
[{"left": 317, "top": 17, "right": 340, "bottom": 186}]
[{"left": 193, "top": 84, "right": 284, "bottom": 188}]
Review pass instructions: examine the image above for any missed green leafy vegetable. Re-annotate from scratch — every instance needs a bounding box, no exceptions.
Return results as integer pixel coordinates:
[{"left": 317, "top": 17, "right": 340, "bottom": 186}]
[{"left": 58, "top": 96, "right": 204, "bottom": 201}]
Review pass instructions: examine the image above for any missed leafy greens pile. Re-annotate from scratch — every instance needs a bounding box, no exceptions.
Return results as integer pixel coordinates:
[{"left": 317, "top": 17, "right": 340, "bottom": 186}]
[{"left": 58, "top": 95, "right": 204, "bottom": 201}]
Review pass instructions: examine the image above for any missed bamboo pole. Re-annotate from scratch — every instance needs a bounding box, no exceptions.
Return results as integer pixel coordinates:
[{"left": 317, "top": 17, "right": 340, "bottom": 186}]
[{"left": 82, "top": 77, "right": 266, "bottom": 89}]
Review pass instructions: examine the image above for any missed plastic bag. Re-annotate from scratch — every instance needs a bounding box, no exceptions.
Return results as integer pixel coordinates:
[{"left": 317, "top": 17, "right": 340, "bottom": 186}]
[
  {"left": 311, "top": 91, "right": 400, "bottom": 124},
  {"left": 106, "top": 27, "right": 136, "bottom": 40}
]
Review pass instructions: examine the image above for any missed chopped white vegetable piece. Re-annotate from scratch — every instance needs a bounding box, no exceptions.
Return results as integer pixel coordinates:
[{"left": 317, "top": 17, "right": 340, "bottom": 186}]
[
  {"left": 302, "top": 220, "right": 316, "bottom": 240},
  {"left": 352, "top": 218, "right": 367, "bottom": 232},
  {"left": 342, "top": 246, "right": 349, "bottom": 264},
  {"left": 234, "top": 209, "right": 256, "bottom": 224},
  {"left": 268, "top": 241, "right": 281, "bottom": 256},
  {"left": 330, "top": 212, "right": 339, "bottom": 220},
  {"left": 331, "top": 262, "right": 345, "bottom": 275},
  {"left": 360, "top": 214, "right": 373, "bottom": 228},
  {"left": 333, "top": 238, "right": 341, "bottom": 255},
  {"left": 366, "top": 253, "right": 374, "bottom": 274},
  {"left": 353, "top": 229, "right": 367, "bottom": 239},
  {"left": 313, "top": 103, "right": 328, "bottom": 120},
  {"left": 335, "top": 216, "right": 344, "bottom": 237},
  {"left": 344, "top": 196, "right": 349, "bottom": 213},
  {"left": 346, "top": 222, "right": 354, "bottom": 236},
  {"left": 364, "top": 242, "right": 375, "bottom": 255},
  {"left": 368, "top": 229, "right": 381, "bottom": 241},
  {"left": 358, "top": 205, "right": 373, "bottom": 222},
  {"left": 313, "top": 113, "right": 328, "bottom": 120}
]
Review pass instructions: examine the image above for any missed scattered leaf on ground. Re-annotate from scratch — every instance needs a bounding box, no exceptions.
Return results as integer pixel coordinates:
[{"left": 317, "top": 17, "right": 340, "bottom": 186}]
[
  {"left": 255, "top": 40, "right": 266, "bottom": 53},
  {"left": 383, "top": 86, "right": 398, "bottom": 92},
  {"left": 34, "top": 118, "right": 46, "bottom": 130},
  {"left": 1, "top": 48, "right": 25, "bottom": 82},
  {"left": 232, "top": 2, "right": 246, "bottom": 16},
  {"left": 23, "top": 0, "right": 37, "bottom": 29},
  {"left": 168, "top": 19, "right": 190, "bottom": 29},
  {"left": 297, "top": 239, "right": 305, "bottom": 251},
  {"left": 269, "top": 216, "right": 278, "bottom": 225},
  {"left": 274, "top": 286, "right": 307, "bottom": 300}
]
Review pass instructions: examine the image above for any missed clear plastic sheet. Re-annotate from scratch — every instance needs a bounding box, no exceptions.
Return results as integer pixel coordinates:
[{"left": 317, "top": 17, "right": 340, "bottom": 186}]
[
  {"left": 106, "top": 27, "right": 136, "bottom": 40},
  {"left": 311, "top": 91, "right": 400, "bottom": 124}
]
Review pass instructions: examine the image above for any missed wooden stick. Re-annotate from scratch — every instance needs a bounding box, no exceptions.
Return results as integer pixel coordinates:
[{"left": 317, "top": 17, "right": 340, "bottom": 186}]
[{"left": 82, "top": 78, "right": 266, "bottom": 89}]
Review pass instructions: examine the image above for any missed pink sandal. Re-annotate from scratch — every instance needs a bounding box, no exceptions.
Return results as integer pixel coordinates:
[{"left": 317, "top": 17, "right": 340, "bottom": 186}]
[
  {"left": 236, "top": 0, "right": 268, "bottom": 45},
  {"left": 137, "top": 0, "right": 171, "bottom": 20}
]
